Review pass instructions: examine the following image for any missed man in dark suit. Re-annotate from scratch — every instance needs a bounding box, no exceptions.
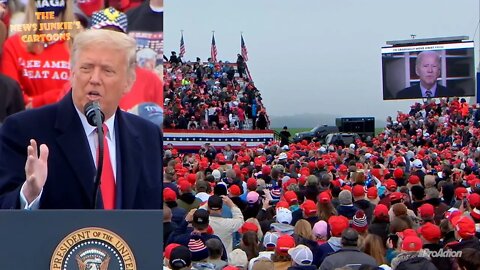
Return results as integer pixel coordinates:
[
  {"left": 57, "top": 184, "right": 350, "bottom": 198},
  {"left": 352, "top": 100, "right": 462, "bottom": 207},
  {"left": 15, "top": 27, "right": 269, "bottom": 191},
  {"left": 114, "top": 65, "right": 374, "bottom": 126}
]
[
  {"left": 0, "top": 29, "right": 163, "bottom": 209},
  {"left": 396, "top": 50, "right": 453, "bottom": 99}
]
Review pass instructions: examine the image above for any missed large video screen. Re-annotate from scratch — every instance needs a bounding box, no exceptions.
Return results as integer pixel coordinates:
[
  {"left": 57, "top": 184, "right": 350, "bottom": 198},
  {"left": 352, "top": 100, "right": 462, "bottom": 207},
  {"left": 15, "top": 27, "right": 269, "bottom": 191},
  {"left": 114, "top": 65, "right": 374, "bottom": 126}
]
[{"left": 382, "top": 41, "right": 475, "bottom": 100}]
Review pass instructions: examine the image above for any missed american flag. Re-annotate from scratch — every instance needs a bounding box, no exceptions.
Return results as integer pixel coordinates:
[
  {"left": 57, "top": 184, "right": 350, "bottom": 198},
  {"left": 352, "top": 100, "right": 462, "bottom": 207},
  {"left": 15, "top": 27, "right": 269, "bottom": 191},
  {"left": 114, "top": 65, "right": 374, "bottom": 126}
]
[
  {"left": 211, "top": 33, "right": 217, "bottom": 62},
  {"left": 241, "top": 34, "right": 248, "bottom": 62},
  {"left": 179, "top": 33, "right": 185, "bottom": 57}
]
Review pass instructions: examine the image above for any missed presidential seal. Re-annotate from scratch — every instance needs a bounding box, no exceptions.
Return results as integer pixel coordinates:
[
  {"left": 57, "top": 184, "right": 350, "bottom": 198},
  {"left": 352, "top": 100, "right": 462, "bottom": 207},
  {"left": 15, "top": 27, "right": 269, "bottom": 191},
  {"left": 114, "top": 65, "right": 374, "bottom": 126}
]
[{"left": 50, "top": 227, "right": 136, "bottom": 270}]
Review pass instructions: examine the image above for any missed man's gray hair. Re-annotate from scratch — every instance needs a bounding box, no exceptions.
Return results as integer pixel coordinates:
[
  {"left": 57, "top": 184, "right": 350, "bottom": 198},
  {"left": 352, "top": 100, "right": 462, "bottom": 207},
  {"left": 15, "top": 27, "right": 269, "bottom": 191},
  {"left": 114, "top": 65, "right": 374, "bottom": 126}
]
[{"left": 416, "top": 50, "right": 441, "bottom": 68}]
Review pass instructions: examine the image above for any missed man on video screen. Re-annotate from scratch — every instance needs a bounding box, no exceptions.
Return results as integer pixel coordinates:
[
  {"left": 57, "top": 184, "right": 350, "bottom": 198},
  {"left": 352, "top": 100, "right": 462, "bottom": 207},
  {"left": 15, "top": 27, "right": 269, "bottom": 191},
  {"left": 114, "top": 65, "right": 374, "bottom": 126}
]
[{"left": 396, "top": 50, "right": 452, "bottom": 99}]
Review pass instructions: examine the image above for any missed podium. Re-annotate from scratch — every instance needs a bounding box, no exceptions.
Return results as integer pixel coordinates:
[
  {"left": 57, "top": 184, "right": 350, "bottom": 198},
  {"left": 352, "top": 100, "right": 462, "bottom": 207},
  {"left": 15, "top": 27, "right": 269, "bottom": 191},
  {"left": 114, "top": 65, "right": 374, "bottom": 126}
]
[{"left": 0, "top": 210, "right": 163, "bottom": 269}]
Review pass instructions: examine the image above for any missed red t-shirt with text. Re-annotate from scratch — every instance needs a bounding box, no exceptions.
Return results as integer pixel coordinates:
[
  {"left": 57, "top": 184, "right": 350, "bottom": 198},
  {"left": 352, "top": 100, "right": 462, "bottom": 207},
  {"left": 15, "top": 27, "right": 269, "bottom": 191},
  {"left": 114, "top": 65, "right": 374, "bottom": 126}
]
[{"left": 0, "top": 34, "right": 70, "bottom": 107}]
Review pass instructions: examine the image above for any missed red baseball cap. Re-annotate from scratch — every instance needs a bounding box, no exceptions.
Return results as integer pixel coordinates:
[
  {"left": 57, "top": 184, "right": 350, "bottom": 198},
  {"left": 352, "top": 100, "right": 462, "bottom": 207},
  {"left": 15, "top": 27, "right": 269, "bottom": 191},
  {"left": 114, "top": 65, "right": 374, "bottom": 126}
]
[
  {"left": 299, "top": 167, "right": 310, "bottom": 177},
  {"left": 284, "top": 191, "right": 298, "bottom": 205},
  {"left": 187, "top": 173, "right": 197, "bottom": 185},
  {"left": 471, "top": 208, "right": 480, "bottom": 220},
  {"left": 275, "top": 235, "right": 295, "bottom": 255},
  {"left": 228, "top": 185, "right": 242, "bottom": 196},
  {"left": 384, "top": 179, "right": 397, "bottom": 191},
  {"left": 276, "top": 201, "right": 290, "bottom": 209},
  {"left": 217, "top": 154, "right": 226, "bottom": 163},
  {"left": 308, "top": 161, "right": 316, "bottom": 171},
  {"left": 389, "top": 192, "right": 403, "bottom": 202},
  {"left": 317, "top": 160, "right": 326, "bottom": 168},
  {"left": 367, "top": 187, "right": 378, "bottom": 199},
  {"left": 300, "top": 200, "right": 317, "bottom": 216},
  {"left": 393, "top": 168, "right": 404, "bottom": 179},
  {"left": 466, "top": 174, "right": 476, "bottom": 182},
  {"left": 331, "top": 180, "right": 341, "bottom": 187},
  {"left": 328, "top": 216, "right": 349, "bottom": 237},
  {"left": 417, "top": 222, "right": 441, "bottom": 242},
  {"left": 370, "top": 168, "right": 382, "bottom": 179},
  {"left": 338, "top": 164, "right": 348, "bottom": 173},
  {"left": 373, "top": 204, "right": 389, "bottom": 219},
  {"left": 408, "top": 175, "right": 420, "bottom": 185},
  {"left": 77, "top": 0, "right": 105, "bottom": 17},
  {"left": 455, "top": 187, "right": 468, "bottom": 200},
  {"left": 318, "top": 191, "right": 331, "bottom": 203},
  {"left": 199, "top": 161, "right": 209, "bottom": 170},
  {"left": 452, "top": 216, "right": 476, "bottom": 239},
  {"left": 446, "top": 210, "right": 462, "bottom": 221},
  {"left": 284, "top": 178, "right": 297, "bottom": 190},
  {"left": 468, "top": 193, "right": 480, "bottom": 208},
  {"left": 397, "top": 228, "right": 417, "bottom": 240},
  {"left": 164, "top": 243, "right": 181, "bottom": 260},
  {"left": 417, "top": 203, "right": 434, "bottom": 219},
  {"left": 262, "top": 166, "right": 271, "bottom": 175},
  {"left": 401, "top": 236, "right": 423, "bottom": 251},
  {"left": 178, "top": 180, "right": 192, "bottom": 193},
  {"left": 247, "top": 178, "right": 257, "bottom": 189},
  {"left": 238, "top": 222, "right": 259, "bottom": 234},
  {"left": 352, "top": 185, "right": 365, "bottom": 198},
  {"left": 163, "top": 187, "right": 177, "bottom": 202},
  {"left": 298, "top": 175, "right": 307, "bottom": 186}
]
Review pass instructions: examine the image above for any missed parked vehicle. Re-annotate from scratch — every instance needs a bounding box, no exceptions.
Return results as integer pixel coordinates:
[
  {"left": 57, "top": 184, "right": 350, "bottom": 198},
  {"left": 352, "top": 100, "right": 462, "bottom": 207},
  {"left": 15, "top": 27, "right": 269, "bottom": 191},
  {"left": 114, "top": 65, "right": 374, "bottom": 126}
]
[
  {"left": 335, "top": 117, "right": 375, "bottom": 140},
  {"left": 324, "top": 133, "right": 361, "bottom": 147},
  {"left": 292, "top": 125, "right": 339, "bottom": 143}
]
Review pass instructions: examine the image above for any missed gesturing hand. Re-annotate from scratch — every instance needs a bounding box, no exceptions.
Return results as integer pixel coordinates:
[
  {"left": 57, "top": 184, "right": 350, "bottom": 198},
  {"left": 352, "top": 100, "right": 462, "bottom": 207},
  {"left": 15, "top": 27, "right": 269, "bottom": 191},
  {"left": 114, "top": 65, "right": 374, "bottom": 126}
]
[
  {"left": 221, "top": 195, "right": 235, "bottom": 208},
  {"left": 262, "top": 197, "right": 271, "bottom": 210},
  {"left": 23, "top": 139, "right": 49, "bottom": 203},
  {"left": 185, "top": 208, "right": 197, "bottom": 223}
]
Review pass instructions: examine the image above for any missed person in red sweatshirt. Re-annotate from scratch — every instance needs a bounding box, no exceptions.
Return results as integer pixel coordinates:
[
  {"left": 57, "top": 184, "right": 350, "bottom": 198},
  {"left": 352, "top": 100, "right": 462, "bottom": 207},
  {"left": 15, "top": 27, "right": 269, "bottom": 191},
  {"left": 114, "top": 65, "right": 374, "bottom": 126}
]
[{"left": 0, "top": 0, "right": 79, "bottom": 108}]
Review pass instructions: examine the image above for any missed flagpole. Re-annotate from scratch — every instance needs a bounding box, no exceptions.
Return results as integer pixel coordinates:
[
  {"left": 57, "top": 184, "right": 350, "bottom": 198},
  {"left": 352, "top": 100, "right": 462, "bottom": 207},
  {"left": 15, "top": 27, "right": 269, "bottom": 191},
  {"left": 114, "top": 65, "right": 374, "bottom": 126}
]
[
  {"left": 179, "top": 30, "right": 185, "bottom": 58},
  {"left": 240, "top": 32, "right": 252, "bottom": 82},
  {"left": 212, "top": 30, "right": 214, "bottom": 63},
  {"left": 211, "top": 30, "right": 217, "bottom": 63}
]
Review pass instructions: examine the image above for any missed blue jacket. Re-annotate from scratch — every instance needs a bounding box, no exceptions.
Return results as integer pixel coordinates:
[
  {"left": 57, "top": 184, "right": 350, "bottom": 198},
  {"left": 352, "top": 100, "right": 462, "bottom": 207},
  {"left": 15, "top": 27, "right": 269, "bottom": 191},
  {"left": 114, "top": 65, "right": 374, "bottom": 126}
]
[
  {"left": 314, "top": 237, "right": 342, "bottom": 267},
  {"left": 336, "top": 205, "right": 359, "bottom": 219},
  {"left": 167, "top": 220, "right": 228, "bottom": 261}
]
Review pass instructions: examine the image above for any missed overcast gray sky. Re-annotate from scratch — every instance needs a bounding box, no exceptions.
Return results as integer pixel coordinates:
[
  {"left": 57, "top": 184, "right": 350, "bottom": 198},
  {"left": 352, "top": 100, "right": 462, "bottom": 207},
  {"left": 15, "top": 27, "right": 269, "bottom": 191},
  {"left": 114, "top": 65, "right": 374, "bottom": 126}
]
[{"left": 164, "top": 0, "right": 480, "bottom": 121}]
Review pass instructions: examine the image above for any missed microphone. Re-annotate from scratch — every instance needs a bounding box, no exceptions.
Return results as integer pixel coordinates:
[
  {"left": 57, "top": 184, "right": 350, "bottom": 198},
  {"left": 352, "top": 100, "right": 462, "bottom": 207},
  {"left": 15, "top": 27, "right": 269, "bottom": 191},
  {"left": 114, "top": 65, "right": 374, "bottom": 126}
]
[
  {"left": 84, "top": 101, "right": 105, "bottom": 127},
  {"left": 83, "top": 101, "right": 105, "bottom": 209}
]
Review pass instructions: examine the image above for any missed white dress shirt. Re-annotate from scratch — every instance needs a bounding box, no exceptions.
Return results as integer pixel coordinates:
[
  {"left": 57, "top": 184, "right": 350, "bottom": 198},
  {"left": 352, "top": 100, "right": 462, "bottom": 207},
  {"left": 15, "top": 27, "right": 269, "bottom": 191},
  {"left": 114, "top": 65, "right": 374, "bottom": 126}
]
[{"left": 20, "top": 106, "right": 117, "bottom": 209}]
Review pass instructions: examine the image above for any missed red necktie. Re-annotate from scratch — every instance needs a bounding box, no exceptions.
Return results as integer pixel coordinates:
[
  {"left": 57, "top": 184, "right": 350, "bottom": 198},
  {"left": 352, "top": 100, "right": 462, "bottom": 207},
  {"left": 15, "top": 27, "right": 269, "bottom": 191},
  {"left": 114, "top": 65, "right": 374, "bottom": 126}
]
[{"left": 99, "top": 124, "right": 116, "bottom": 209}]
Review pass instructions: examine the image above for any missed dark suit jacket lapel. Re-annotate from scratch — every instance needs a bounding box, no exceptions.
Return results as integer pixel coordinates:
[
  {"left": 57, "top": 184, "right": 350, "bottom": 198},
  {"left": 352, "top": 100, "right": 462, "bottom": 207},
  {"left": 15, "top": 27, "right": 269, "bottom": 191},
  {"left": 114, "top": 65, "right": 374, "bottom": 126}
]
[
  {"left": 115, "top": 110, "right": 141, "bottom": 209},
  {"left": 54, "top": 93, "right": 96, "bottom": 204}
]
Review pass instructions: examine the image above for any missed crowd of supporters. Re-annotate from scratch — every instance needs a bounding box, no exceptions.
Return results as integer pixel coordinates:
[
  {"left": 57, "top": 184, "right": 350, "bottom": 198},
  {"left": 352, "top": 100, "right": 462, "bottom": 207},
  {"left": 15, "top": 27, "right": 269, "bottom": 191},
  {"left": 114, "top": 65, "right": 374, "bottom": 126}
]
[
  {"left": 162, "top": 97, "right": 480, "bottom": 270},
  {"left": 163, "top": 55, "right": 270, "bottom": 130}
]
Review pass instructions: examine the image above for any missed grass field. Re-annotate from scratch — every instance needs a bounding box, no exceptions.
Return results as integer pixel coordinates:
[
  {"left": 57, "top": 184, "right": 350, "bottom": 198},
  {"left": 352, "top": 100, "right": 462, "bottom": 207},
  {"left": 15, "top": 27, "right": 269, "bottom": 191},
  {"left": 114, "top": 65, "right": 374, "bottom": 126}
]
[
  {"left": 273, "top": 128, "right": 311, "bottom": 135},
  {"left": 273, "top": 127, "right": 385, "bottom": 137}
]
